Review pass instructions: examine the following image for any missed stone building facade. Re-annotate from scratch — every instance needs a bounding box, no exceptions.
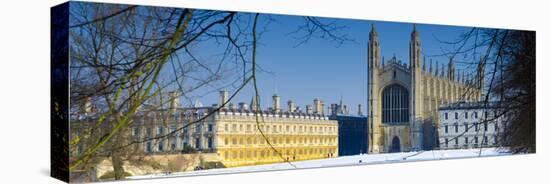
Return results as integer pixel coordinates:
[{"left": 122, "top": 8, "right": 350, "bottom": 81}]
[
  {"left": 367, "top": 24, "right": 484, "bottom": 153},
  {"left": 72, "top": 91, "right": 338, "bottom": 168},
  {"left": 137, "top": 91, "right": 338, "bottom": 167},
  {"left": 438, "top": 101, "right": 505, "bottom": 150},
  {"left": 215, "top": 108, "right": 338, "bottom": 167}
]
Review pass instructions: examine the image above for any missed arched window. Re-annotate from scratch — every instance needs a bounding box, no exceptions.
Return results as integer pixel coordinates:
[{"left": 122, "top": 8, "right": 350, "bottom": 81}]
[{"left": 382, "top": 84, "right": 409, "bottom": 124}]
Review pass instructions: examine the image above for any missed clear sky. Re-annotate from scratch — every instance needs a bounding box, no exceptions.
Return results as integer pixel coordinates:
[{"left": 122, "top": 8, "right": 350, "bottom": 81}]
[{"left": 178, "top": 13, "right": 475, "bottom": 115}]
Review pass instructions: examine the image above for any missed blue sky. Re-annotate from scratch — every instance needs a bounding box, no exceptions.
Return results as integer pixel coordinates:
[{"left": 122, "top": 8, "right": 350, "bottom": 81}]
[{"left": 179, "top": 13, "right": 475, "bottom": 115}]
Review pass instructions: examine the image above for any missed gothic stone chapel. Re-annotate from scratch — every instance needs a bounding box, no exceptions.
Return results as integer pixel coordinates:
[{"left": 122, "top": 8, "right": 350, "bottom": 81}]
[{"left": 367, "top": 24, "right": 484, "bottom": 153}]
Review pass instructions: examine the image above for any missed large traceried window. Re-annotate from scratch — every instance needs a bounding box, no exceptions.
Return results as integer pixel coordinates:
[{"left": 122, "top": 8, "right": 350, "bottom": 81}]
[{"left": 382, "top": 84, "right": 409, "bottom": 124}]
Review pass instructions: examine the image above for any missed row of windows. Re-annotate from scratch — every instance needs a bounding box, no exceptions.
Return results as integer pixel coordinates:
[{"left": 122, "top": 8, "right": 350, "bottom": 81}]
[
  {"left": 132, "top": 123, "right": 336, "bottom": 137},
  {"left": 223, "top": 136, "right": 337, "bottom": 146},
  {"left": 77, "top": 136, "right": 211, "bottom": 155},
  {"left": 132, "top": 124, "right": 214, "bottom": 138},
  {"left": 138, "top": 111, "right": 207, "bottom": 123},
  {"left": 444, "top": 111, "right": 500, "bottom": 120},
  {"left": 222, "top": 148, "right": 337, "bottom": 160},
  {"left": 145, "top": 136, "right": 214, "bottom": 153},
  {"left": 443, "top": 122, "right": 499, "bottom": 133},
  {"left": 443, "top": 136, "right": 497, "bottom": 146},
  {"left": 223, "top": 123, "right": 335, "bottom": 134}
]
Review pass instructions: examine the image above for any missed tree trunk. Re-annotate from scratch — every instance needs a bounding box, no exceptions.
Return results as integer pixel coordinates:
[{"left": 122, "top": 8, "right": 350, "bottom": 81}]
[{"left": 111, "top": 134, "right": 126, "bottom": 180}]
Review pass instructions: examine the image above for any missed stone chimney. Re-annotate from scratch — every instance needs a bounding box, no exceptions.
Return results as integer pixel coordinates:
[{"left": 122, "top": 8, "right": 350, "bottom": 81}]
[
  {"left": 343, "top": 105, "right": 349, "bottom": 115},
  {"left": 287, "top": 100, "right": 295, "bottom": 113},
  {"left": 330, "top": 104, "right": 337, "bottom": 115},
  {"left": 219, "top": 90, "right": 229, "bottom": 108},
  {"left": 250, "top": 97, "right": 258, "bottom": 111},
  {"left": 306, "top": 105, "right": 313, "bottom": 114},
  {"left": 238, "top": 102, "right": 248, "bottom": 110},
  {"left": 168, "top": 91, "right": 180, "bottom": 113},
  {"left": 272, "top": 94, "right": 280, "bottom": 113},
  {"left": 319, "top": 100, "right": 325, "bottom": 115},
  {"left": 313, "top": 98, "right": 323, "bottom": 114}
]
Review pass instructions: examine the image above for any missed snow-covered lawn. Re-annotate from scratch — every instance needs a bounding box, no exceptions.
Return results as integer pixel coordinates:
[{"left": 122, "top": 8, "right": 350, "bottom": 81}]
[{"left": 128, "top": 148, "right": 511, "bottom": 180}]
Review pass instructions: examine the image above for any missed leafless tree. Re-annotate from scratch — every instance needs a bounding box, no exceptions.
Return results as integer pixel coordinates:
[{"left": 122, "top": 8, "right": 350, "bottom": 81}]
[
  {"left": 67, "top": 2, "right": 353, "bottom": 180},
  {"left": 68, "top": 3, "right": 245, "bottom": 180},
  {"left": 433, "top": 27, "right": 535, "bottom": 153}
]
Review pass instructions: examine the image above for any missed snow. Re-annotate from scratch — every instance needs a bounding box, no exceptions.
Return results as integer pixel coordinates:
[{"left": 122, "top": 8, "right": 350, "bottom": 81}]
[{"left": 128, "top": 148, "right": 511, "bottom": 180}]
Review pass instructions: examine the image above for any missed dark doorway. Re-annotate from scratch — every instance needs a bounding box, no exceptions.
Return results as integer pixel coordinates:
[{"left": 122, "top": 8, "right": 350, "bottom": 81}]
[{"left": 390, "top": 136, "right": 401, "bottom": 153}]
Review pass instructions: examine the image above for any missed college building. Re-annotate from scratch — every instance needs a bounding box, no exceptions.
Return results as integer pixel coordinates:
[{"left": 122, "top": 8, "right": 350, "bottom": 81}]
[
  {"left": 438, "top": 101, "right": 506, "bottom": 149},
  {"left": 367, "top": 24, "right": 485, "bottom": 153},
  {"left": 71, "top": 90, "right": 339, "bottom": 168}
]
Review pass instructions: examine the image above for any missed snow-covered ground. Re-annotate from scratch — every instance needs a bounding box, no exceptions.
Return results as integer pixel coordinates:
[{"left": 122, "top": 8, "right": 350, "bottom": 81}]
[{"left": 128, "top": 148, "right": 511, "bottom": 180}]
